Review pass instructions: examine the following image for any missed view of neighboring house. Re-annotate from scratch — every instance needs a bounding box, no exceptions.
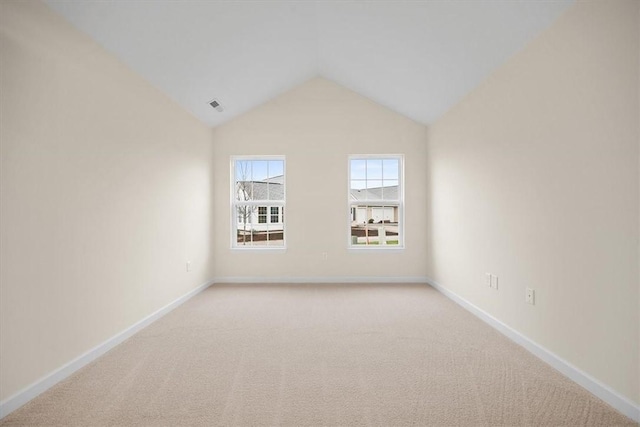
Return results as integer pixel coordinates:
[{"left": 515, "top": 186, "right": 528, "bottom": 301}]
[
  {"left": 349, "top": 186, "right": 400, "bottom": 246},
  {"left": 236, "top": 176, "right": 399, "bottom": 246},
  {"left": 349, "top": 186, "right": 399, "bottom": 224},
  {"left": 237, "top": 178, "right": 398, "bottom": 229},
  {"left": 236, "top": 175, "right": 284, "bottom": 226},
  {"left": 235, "top": 176, "right": 285, "bottom": 246}
]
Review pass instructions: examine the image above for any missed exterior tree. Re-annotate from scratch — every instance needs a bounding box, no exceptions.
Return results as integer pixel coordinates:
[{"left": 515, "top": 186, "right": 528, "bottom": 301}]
[{"left": 235, "top": 161, "right": 256, "bottom": 245}]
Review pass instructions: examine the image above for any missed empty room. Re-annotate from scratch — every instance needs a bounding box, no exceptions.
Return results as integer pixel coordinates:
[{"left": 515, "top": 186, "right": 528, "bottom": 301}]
[{"left": 1, "top": 0, "right": 638, "bottom": 425}]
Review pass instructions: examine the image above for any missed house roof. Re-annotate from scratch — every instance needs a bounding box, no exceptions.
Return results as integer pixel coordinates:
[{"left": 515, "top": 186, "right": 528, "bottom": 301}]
[
  {"left": 237, "top": 180, "right": 398, "bottom": 203},
  {"left": 44, "top": 1, "right": 573, "bottom": 128},
  {"left": 237, "top": 181, "right": 284, "bottom": 202},
  {"left": 350, "top": 186, "right": 399, "bottom": 202},
  {"left": 262, "top": 175, "right": 284, "bottom": 185}
]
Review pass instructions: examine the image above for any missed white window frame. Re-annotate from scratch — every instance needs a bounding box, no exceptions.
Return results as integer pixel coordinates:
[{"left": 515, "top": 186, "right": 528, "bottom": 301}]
[
  {"left": 230, "top": 155, "right": 286, "bottom": 250},
  {"left": 348, "top": 154, "right": 404, "bottom": 250}
]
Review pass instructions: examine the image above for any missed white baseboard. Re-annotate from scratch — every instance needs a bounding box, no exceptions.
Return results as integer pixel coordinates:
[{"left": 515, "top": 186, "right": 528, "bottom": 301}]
[
  {"left": 0, "top": 279, "right": 214, "bottom": 420},
  {"left": 426, "top": 277, "right": 640, "bottom": 423},
  {"left": 213, "top": 276, "right": 429, "bottom": 284}
]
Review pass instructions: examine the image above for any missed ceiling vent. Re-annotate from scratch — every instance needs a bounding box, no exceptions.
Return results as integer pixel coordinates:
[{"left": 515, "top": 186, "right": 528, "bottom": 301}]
[{"left": 209, "top": 99, "right": 224, "bottom": 112}]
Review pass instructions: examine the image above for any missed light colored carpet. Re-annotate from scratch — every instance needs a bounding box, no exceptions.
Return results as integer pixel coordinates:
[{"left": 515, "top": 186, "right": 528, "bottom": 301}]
[{"left": 1, "top": 283, "right": 635, "bottom": 426}]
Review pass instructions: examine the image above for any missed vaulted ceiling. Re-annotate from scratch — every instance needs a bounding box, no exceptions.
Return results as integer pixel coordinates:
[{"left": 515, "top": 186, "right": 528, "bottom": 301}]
[{"left": 44, "top": 0, "right": 574, "bottom": 127}]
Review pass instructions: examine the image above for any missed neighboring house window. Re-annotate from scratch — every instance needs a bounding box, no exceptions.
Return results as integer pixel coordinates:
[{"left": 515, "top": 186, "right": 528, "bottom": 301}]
[
  {"left": 232, "top": 157, "right": 285, "bottom": 248},
  {"left": 270, "top": 207, "right": 280, "bottom": 223},
  {"left": 258, "top": 207, "right": 267, "bottom": 224},
  {"left": 349, "top": 156, "right": 403, "bottom": 248}
]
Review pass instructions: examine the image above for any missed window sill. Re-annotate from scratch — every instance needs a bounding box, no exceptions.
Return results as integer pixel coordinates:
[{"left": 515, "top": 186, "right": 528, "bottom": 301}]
[
  {"left": 348, "top": 246, "right": 405, "bottom": 252},
  {"left": 230, "top": 247, "right": 287, "bottom": 253}
]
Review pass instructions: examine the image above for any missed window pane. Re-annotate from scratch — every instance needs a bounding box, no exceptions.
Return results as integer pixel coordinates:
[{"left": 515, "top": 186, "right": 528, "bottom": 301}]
[
  {"left": 268, "top": 160, "right": 284, "bottom": 179},
  {"left": 351, "top": 206, "right": 367, "bottom": 225},
  {"left": 233, "top": 157, "right": 285, "bottom": 248},
  {"left": 237, "top": 205, "right": 255, "bottom": 226},
  {"left": 366, "top": 180, "right": 383, "bottom": 200},
  {"left": 378, "top": 206, "right": 399, "bottom": 246},
  {"left": 383, "top": 159, "right": 399, "bottom": 180},
  {"left": 235, "top": 160, "right": 251, "bottom": 182},
  {"left": 350, "top": 159, "right": 366, "bottom": 180},
  {"left": 235, "top": 160, "right": 253, "bottom": 201},
  {"left": 251, "top": 160, "right": 269, "bottom": 182},
  {"left": 267, "top": 182, "right": 284, "bottom": 201},
  {"left": 266, "top": 212, "right": 284, "bottom": 247},
  {"left": 268, "top": 225, "right": 284, "bottom": 247},
  {"left": 235, "top": 180, "right": 250, "bottom": 201},
  {"left": 236, "top": 205, "right": 256, "bottom": 246},
  {"left": 234, "top": 160, "right": 280, "bottom": 201},
  {"left": 350, "top": 209, "right": 377, "bottom": 245},
  {"left": 349, "top": 155, "right": 402, "bottom": 248},
  {"left": 349, "top": 204, "right": 400, "bottom": 246},
  {"left": 350, "top": 180, "right": 366, "bottom": 190},
  {"left": 366, "top": 159, "right": 383, "bottom": 179},
  {"left": 381, "top": 180, "right": 399, "bottom": 200},
  {"left": 266, "top": 160, "right": 284, "bottom": 201}
]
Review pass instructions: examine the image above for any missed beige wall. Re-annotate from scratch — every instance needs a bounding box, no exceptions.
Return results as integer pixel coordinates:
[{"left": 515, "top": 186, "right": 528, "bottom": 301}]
[
  {"left": 212, "top": 78, "right": 429, "bottom": 280},
  {"left": 2, "top": 0, "right": 637, "bottom": 413},
  {"left": 0, "top": 1, "right": 214, "bottom": 401},
  {"left": 428, "top": 0, "right": 639, "bottom": 405}
]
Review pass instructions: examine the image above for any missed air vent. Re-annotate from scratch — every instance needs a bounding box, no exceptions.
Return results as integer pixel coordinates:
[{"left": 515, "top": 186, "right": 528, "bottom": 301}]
[{"left": 209, "top": 99, "right": 224, "bottom": 112}]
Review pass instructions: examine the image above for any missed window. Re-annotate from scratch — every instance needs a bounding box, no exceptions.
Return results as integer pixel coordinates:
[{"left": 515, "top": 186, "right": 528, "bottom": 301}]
[
  {"left": 232, "top": 157, "right": 285, "bottom": 248},
  {"left": 270, "top": 207, "right": 280, "bottom": 223},
  {"left": 349, "top": 156, "right": 403, "bottom": 248},
  {"left": 258, "top": 207, "right": 267, "bottom": 224}
]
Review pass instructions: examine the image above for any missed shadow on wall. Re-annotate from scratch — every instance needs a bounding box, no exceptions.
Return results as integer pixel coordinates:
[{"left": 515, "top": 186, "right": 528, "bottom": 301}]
[{"left": 425, "top": 137, "right": 435, "bottom": 279}]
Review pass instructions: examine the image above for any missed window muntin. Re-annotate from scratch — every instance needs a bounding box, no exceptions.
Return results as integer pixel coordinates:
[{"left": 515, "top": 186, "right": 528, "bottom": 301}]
[
  {"left": 232, "top": 157, "right": 285, "bottom": 248},
  {"left": 349, "top": 156, "right": 403, "bottom": 248}
]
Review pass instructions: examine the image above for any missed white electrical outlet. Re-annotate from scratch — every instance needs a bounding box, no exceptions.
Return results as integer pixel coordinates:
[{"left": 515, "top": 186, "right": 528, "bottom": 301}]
[
  {"left": 526, "top": 287, "right": 535, "bottom": 305},
  {"left": 322, "top": 252, "right": 328, "bottom": 261},
  {"left": 486, "top": 273, "right": 498, "bottom": 290},
  {"left": 186, "top": 261, "right": 191, "bottom": 272}
]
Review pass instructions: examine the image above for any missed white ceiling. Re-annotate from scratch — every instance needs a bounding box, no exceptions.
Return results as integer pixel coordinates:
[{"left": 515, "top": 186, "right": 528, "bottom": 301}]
[{"left": 44, "top": 0, "right": 574, "bottom": 127}]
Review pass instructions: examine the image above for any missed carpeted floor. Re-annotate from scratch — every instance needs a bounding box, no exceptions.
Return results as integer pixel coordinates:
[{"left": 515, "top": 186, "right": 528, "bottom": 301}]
[{"left": 1, "top": 283, "right": 635, "bottom": 426}]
